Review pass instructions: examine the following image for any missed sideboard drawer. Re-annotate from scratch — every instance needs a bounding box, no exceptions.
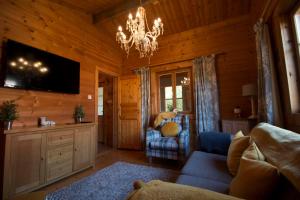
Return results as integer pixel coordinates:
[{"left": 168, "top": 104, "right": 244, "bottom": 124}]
[
  {"left": 47, "top": 145, "right": 73, "bottom": 165},
  {"left": 47, "top": 130, "right": 74, "bottom": 147}
]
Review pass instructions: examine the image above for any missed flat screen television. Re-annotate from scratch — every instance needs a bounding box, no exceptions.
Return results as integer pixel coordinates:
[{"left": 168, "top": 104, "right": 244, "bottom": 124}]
[{"left": 0, "top": 39, "right": 80, "bottom": 94}]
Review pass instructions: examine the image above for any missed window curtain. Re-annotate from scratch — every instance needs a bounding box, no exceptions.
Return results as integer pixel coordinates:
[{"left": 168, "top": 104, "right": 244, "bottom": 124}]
[
  {"left": 254, "top": 19, "right": 283, "bottom": 126},
  {"left": 135, "top": 67, "right": 151, "bottom": 146},
  {"left": 193, "top": 55, "right": 220, "bottom": 134}
]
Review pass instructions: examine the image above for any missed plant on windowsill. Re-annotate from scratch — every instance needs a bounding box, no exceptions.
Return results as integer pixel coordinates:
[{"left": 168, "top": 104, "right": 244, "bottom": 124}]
[
  {"left": 0, "top": 100, "right": 19, "bottom": 130},
  {"left": 74, "top": 104, "right": 85, "bottom": 123}
]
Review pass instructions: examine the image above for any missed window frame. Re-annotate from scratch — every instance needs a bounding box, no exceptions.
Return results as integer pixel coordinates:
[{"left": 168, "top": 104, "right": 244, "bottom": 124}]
[
  {"left": 291, "top": 2, "right": 300, "bottom": 73},
  {"left": 157, "top": 68, "right": 193, "bottom": 114}
]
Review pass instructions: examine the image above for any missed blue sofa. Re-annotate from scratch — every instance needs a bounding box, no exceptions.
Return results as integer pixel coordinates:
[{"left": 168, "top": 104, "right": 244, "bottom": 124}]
[
  {"left": 176, "top": 132, "right": 233, "bottom": 194},
  {"left": 175, "top": 126, "right": 300, "bottom": 199}
]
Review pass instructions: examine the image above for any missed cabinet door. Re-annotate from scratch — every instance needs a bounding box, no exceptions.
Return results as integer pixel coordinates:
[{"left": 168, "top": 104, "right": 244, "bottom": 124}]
[
  {"left": 10, "top": 133, "right": 46, "bottom": 195},
  {"left": 118, "top": 75, "right": 142, "bottom": 150},
  {"left": 222, "top": 120, "right": 233, "bottom": 133},
  {"left": 73, "top": 128, "right": 92, "bottom": 171},
  {"left": 233, "top": 121, "right": 250, "bottom": 135}
]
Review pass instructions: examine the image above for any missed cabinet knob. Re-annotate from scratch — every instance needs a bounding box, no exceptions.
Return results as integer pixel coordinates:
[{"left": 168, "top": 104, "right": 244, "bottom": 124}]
[
  {"left": 41, "top": 157, "right": 44, "bottom": 161},
  {"left": 75, "top": 148, "right": 78, "bottom": 151},
  {"left": 59, "top": 152, "right": 62, "bottom": 156}
]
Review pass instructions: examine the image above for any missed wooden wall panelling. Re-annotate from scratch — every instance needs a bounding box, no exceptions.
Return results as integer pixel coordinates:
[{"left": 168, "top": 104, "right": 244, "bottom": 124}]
[
  {"left": 124, "top": 16, "right": 257, "bottom": 120},
  {"left": 0, "top": 0, "right": 122, "bottom": 127}
]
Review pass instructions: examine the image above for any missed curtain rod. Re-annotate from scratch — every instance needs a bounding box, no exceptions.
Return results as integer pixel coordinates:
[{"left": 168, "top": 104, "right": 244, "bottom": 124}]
[{"left": 132, "top": 51, "right": 226, "bottom": 70}]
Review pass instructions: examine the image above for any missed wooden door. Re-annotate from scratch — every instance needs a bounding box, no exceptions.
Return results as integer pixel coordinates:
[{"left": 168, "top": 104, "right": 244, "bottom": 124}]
[
  {"left": 10, "top": 133, "right": 46, "bottom": 195},
  {"left": 74, "top": 128, "right": 92, "bottom": 171},
  {"left": 118, "top": 75, "right": 142, "bottom": 150}
]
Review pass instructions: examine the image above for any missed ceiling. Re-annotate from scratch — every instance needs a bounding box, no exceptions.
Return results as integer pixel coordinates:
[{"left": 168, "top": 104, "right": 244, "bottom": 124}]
[{"left": 58, "top": 0, "right": 252, "bottom": 36}]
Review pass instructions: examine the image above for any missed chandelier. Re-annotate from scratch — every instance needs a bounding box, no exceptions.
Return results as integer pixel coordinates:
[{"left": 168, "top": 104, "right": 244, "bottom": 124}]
[
  {"left": 181, "top": 77, "right": 190, "bottom": 86},
  {"left": 116, "top": 4, "right": 163, "bottom": 58}
]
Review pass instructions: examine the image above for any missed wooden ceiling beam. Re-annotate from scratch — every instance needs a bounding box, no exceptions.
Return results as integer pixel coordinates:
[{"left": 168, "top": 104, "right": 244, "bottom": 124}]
[{"left": 92, "top": 0, "right": 160, "bottom": 24}]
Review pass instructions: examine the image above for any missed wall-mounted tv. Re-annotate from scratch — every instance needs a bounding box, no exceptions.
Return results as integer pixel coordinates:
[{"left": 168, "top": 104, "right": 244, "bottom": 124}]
[{"left": 0, "top": 39, "right": 80, "bottom": 94}]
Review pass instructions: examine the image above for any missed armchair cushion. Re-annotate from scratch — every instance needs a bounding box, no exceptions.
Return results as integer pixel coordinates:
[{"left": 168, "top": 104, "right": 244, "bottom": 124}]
[
  {"left": 161, "top": 122, "right": 182, "bottom": 137},
  {"left": 149, "top": 137, "right": 178, "bottom": 151}
]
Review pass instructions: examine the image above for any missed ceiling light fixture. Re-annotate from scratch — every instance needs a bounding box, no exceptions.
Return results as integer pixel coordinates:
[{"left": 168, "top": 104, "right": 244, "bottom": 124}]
[
  {"left": 116, "top": 0, "right": 163, "bottom": 58},
  {"left": 181, "top": 77, "right": 190, "bottom": 86}
]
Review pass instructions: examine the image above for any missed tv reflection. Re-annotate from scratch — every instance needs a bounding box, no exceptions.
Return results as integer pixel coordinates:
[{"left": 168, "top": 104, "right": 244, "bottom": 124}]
[{"left": 4, "top": 57, "right": 49, "bottom": 88}]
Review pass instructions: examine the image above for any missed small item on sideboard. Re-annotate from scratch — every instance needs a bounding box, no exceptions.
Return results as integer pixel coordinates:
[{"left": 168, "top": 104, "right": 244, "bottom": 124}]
[
  {"left": 38, "top": 117, "right": 56, "bottom": 126},
  {"left": 233, "top": 106, "right": 241, "bottom": 118},
  {"left": 38, "top": 116, "right": 47, "bottom": 126}
]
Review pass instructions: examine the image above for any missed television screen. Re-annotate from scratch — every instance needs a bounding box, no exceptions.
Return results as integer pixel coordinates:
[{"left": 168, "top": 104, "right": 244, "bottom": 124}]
[{"left": 0, "top": 40, "right": 80, "bottom": 94}]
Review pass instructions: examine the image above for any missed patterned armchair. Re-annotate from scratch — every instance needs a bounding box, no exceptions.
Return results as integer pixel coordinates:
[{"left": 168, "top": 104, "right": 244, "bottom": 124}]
[{"left": 146, "top": 114, "right": 190, "bottom": 161}]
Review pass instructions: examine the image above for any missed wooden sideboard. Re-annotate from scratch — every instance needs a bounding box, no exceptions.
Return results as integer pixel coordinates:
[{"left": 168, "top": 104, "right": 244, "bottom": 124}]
[
  {"left": 222, "top": 119, "right": 257, "bottom": 135},
  {"left": 0, "top": 123, "right": 96, "bottom": 200}
]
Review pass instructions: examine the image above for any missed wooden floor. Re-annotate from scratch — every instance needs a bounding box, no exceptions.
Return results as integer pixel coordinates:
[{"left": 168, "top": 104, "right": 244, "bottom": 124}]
[{"left": 38, "top": 149, "right": 183, "bottom": 195}]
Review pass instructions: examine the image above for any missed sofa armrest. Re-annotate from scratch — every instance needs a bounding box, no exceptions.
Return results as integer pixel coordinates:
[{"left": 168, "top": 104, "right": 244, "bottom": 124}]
[
  {"left": 146, "top": 128, "right": 161, "bottom": 147},
  {"left": 127, "top": 180, "right": 243, "bottom": 200},
  {"left": 198, "top": 132, "right": 232, "bottom": 156}
]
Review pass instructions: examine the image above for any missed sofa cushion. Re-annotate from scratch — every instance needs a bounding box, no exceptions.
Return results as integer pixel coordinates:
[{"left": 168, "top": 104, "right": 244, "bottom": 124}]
[
  {"left": 181, "top": 151, "right": 233, "bottom": 184},
  {"left": 227, "top": 134, "right": 250, "bottom": 176},
  {"left": 229, "top": 156, "right": 280, "bottom": 200},
  {"left": 149, "top": 137, "right": 178, "bottom": 151},
  {"left": 176, "top": 175, "right": 229, "bottom": 194}
]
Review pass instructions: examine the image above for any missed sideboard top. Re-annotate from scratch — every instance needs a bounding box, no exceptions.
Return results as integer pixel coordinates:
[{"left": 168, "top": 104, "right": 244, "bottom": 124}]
[{"left": 2, "top": 122, "right": 96, "bottom": 134}]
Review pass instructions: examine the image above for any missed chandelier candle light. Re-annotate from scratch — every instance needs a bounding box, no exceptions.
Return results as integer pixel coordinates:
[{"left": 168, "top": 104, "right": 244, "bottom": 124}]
[{"left": 116, "top": 5, "right": 163, "bottom": 58}]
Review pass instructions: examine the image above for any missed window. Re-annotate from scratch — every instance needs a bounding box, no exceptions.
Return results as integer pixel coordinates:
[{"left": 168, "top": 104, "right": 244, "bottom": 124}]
[
  {"left": 292, "top": 5, "right": 300, "bottom": 66},
  {"left": 158, "top": 69, "right": 192, "bottom": 113},
  {"left": 98, "top": 87, "right": 103, "bottom": 116}
]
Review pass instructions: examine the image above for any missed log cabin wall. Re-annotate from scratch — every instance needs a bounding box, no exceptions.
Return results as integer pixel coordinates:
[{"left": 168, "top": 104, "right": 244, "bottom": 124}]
[
  {"left": 122, "top": 15, "right": 258, "bottom": 122},
  {"left": 0, "top": 0, "right": 122, "bottom": 127}
]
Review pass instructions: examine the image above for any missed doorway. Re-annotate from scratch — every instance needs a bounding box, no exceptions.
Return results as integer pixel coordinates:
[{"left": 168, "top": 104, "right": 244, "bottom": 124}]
[{"left": 97, "top": 72, "right": 116, "bottom": 154}]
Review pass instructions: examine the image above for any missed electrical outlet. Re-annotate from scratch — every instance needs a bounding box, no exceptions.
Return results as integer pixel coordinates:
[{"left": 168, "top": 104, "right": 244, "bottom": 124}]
[{"left": 88, "top": 94, "right": 92, "bottom": 100}]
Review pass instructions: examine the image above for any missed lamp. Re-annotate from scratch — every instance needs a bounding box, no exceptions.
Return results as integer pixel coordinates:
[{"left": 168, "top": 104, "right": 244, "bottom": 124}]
[{"left": 242, "top": 84, "right": 257, "bottom": 119}]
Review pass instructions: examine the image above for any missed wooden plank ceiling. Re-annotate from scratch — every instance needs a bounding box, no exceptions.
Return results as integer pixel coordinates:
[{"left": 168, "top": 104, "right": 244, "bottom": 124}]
[{"left": 58, "top": 0, "right": 251, "bottom": 36}]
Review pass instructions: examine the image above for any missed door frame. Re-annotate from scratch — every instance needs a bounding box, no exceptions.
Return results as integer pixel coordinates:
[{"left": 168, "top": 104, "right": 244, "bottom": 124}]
[{"left": 95, "top": 67, "right": 120, "bottom": 150}]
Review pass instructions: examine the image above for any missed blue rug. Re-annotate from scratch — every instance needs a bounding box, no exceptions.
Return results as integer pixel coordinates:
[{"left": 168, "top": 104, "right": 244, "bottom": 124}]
[{"left": 46, "top": 161, "right": 179, "bottom": 200}]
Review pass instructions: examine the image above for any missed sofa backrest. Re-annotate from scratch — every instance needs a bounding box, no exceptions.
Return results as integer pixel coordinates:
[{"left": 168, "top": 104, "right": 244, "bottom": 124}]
[{"left": 250, "top": 123, "right": 300, "bottom": 198}]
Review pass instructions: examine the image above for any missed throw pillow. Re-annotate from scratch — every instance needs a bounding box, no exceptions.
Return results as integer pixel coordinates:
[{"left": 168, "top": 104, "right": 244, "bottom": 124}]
[
  {"left": 243, "top": 141, "right": 265, "bottom": 161},
  {"left": 153, "top": 112, "right": 176, "bottom": 128},
  {"left": 234, "top": 130, "right": 244, "bottom": 139},
  {"left": 227, "top": 131, "right": 250, "bottom": 176},
  {"left": 161, "top": 122, "right": 181, "bottom": 137},
  {"left": 229, "top": 157, "right": 280, "bottom": 200}
]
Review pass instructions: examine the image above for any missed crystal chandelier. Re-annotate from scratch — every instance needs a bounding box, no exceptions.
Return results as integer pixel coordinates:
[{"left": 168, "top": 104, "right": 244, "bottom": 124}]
[
  {"left": 116, "top": 4, "right": 164, "bottom": 58},
  {"left": 181, "top": 77, "right": 190, "bottom": 86}
]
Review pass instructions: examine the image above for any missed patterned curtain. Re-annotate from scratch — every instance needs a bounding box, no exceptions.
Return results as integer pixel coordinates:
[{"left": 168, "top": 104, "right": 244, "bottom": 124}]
[
  {"left": 193, "top": 55, "right": 220, "bottom": 134},
  {"left": 254, "top": 19, "right": 283, "bottom": 126},
  {"left": 135, "top": 67, "right": 151, "bottom": 147}
]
